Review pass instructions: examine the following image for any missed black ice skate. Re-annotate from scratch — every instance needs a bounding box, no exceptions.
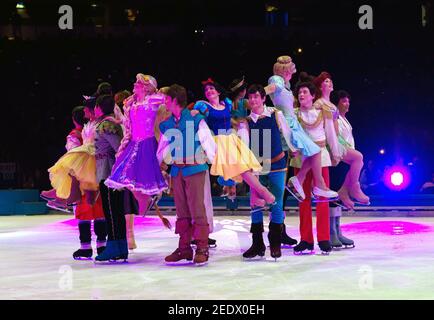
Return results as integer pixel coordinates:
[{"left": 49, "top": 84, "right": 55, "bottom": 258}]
[
  {"left": 293, "top": 241, "right": 314, "bottom": 255},
  {"left": 318, "top": 240, "right": 332, "bottom": 255},
  {"left": 73, "top": 248, "right": 93, "bottom": 260}
]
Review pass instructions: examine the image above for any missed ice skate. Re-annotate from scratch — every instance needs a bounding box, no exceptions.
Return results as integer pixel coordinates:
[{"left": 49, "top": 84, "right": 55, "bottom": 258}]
[
  {"left": 329, "top": 216, "right": 343, "bottom": 249},
  {"left": 293, "top": 241, "right": 314, "bottom": 255},
  {"left": 312, "top": 187, "right": 339, "bottom": 203},
  {"left": 281, "top": 224, "right": 298, "bottom": 248},
  {"left": 268, "top": 222, "right": 283, "bottom": 261},
  {"left": 285, "top": 176, "right": 305, "bottom": 201},
  {"left": 165, "top": 247, "right": 193, "bottom": 264},
  {"left": 318, "top": 240, "right": 332, "bottom": 255},
  {"left": 193, "top": 248, "right": 209, "bottom": 266},
  {"left": 243, "top": 223, "right": 266, "bottom": 260},
  {"left": 73, "top": 248, "right": 93, "bottom": 260},
  {"left": 336, "top": 217, "right": 355, "bottom": 249},
  {"left": 335, "top": 185, "right": 355, "bottom": 210},
  {"left": 95, "top": 240, "right": 128, "bottom": 263},
  {"left": 191, "top": 238, "right": 217, "bottom": 249},
  {"left": 349, "top": 182, "right": 370, "bottom": 206}
]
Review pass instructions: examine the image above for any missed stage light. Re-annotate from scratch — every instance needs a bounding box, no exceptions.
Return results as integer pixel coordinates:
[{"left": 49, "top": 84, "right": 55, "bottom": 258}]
[
  {"left": 379, "top": 148, "right": 385, "bottom": 155},
  {"left": 297, "top": 48, "right": 303, "bottom": 53},
  {"left": 16, "top": 2, "right": 25, "bottom": 9},
  {"left": 384, "top": 166, "right": 411, "bottom": 191},
  {"left": 391, "top": 172, "right": 404, "bottom": 186}
]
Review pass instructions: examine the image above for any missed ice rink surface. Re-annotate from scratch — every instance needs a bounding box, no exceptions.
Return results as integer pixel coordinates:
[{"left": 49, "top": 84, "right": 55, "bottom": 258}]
[{"left": 1, "top": 214, "right": 434, "bottom": 300}]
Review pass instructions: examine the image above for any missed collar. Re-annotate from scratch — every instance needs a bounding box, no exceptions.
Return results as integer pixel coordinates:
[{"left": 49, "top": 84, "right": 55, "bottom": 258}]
[{"left": 249, "top": 105, "right": 272, "bottom": 123}]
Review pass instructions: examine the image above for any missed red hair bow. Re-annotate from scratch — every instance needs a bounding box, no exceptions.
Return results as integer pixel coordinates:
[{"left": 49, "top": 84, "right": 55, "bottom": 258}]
[{"left": 201, "top": 78, "right": 214, "bottom": 85}]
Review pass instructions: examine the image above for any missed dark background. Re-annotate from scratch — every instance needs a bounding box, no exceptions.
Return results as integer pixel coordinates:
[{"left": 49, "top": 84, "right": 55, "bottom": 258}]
[{"left": 0, "top": 0, "right": 433, "bottom": 193}]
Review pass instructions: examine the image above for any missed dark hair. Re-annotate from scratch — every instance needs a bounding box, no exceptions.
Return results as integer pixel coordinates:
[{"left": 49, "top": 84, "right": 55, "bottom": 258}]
[
  {"left": 228, "top": 77, "right": 248, "bottom": 101},
  {"left": 72, "top": 106, "right": 86, "bottom": 126},
  {"left": 114, "top": 90, "right": 132, "bottom": 111},
  {"left": 247, "top": 84, "right": 266, "bottom": 98},
  {"left": 83, "top": 96, "right": 97, "bottom": 111},
  {"left": 331, "top": 90, "right": 351, "bottom": 105},
  {"left": 167, "top": 84, "right": 188, "bottom": 108},
  {"left": 295, "top": 81, "right": 317, "bottom": 97},
  {"left": 97, "top": 82, "right": 113, "bottom": 96},
  {"left": 96, "top": 94, "right": 115, "bottom": 115},
  {"left": 202, "top": 79, "right": 227, "bottom": 99},
  {"left": 295, "top": 72, "right": 317, "bottom": 97}
]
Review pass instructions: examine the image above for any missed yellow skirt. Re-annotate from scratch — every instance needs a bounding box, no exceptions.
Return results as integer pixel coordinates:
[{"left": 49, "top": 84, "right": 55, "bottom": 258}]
[
  {"left": 211, "top": 134, "right": 262, "bottom": 183},
  {"left": 48, "top": 144, "right": 98, "bottom": 199}
]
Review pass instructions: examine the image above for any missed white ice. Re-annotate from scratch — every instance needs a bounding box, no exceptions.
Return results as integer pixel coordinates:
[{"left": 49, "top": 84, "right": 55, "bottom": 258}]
[{"left": 1, "top": 214, "right": 434, "bottom": 299}]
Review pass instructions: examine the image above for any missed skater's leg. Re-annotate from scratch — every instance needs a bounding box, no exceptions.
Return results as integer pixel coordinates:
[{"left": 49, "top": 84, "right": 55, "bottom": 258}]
[
  {"left": 132, "top": 191, "right": 151, "bottom": 215},
  {"left": 310, "top": 153, "right": 338, "bottom": 198},
  {"left": 93, "top": 218, "right": 107, "bottom": 249},
  {"left": 165, "top": 172, "right": 194, "bottom": 263},
  {"left": 78, "top": 220, "right": 91, "bottom": 247},
  {"left": 184, "top": 171, "right": 209, "bottom": 264},
  {"left": 295, "top": 168, "right": 314, "bottom": 244},
  {"left": 125, "top": 214, "right": 136, "bottom": 250},
  {"left": 241, "top": 171, "right": 275, "bottom": 204},
  {"left": 73, "top": 220, "right": 93, "bottom": 259},
  {"left": 335, "top": 209, "right": 355, "bottom": 247},
  {"left": 329, "top": 205, "right": 343, "bottom": 248},
  {"left": 342, "top": 149, "right": 369, "bottom": 203},
  {"left": 268, "top": 171, "right": 285, "bottom": 225},
  {"left": 316, "top": 167, "right": 331, "bottom": 242}
]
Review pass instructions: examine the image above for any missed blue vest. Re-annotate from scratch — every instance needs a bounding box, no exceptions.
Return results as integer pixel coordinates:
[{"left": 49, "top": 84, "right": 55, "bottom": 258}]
[
  {"left": 159, "top": 109, "right": 209, "bottom": 177},
  {"left": 207, "top": 99, "right": 232, "bottom": 135},
  {"left": 247, "top": 110, "right": 286, "bottom": 171}
]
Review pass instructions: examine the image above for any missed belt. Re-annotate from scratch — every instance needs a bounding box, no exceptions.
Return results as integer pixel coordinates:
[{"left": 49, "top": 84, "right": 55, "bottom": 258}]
[
  {"left": 172, "top": 163, "right": 203, "bottom": 168},
  {"left": 263, "top": 151, "right": 285, "bottom": 165},
  {"left": 315, "top": 140, "right": 326, "bottom": 148}
]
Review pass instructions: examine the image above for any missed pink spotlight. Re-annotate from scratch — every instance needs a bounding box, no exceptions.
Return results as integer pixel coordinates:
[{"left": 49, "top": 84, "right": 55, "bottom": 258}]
[
  {"left": 390, "top": 172, "right": 404, "bottom": 186},
  {"left": 384, "top": 166, "right": 410, "bottom": 191}
]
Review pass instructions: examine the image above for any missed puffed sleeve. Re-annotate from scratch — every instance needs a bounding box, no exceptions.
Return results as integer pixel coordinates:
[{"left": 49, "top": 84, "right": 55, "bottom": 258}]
[
  {"left": 193, "top": 100, "right": 210, "bottom": 117},
  {"left": 223, "top": 97, "right": 233, "bottom": 112},
  {"left": 268, "top": 75, "right": 285, "bottom": 93}
]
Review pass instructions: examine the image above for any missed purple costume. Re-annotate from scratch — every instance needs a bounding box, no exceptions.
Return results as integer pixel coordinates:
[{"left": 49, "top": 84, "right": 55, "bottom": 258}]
[{"left": 105, "top": 94, "right": 168, "bottom": 195}]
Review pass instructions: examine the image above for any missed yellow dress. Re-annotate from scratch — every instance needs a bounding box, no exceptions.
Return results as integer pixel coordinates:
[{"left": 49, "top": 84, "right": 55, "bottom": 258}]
[
  {"left": 211, "top": 133, "right": 262, "bottom": 183},
  {"left": 48, "top": 143, "right": 98, "bottom": 199},
  {"left": 48, "top": 123, "right": 99, "bottom": 199}
]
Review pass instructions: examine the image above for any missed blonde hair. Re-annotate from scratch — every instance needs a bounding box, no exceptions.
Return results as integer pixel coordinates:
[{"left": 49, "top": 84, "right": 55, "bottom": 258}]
[{"left": 273, "top": 55, "right": 297, "bottom": 77}]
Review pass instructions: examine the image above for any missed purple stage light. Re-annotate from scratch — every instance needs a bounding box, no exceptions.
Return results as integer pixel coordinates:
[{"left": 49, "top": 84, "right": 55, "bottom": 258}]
[{"left": 384, "top": 166, "right": 411, "bottom": 191}]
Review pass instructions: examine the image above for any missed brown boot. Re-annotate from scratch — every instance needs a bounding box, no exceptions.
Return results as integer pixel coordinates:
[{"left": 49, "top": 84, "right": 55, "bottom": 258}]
[
  {"left": 165, "top": 247, "right": 193, "bottom": 263},
  {"left": 193, "top": 248, "right": 209, "bottom": 265},
  {"left": 165, "top": 219, "right": 193, "bottom": 264},
  {"left": 125, "top": 214, "right": 137, "bottom": 250},
  {"left": 193, "top": 224, "right": 209, "bottom": 265}
]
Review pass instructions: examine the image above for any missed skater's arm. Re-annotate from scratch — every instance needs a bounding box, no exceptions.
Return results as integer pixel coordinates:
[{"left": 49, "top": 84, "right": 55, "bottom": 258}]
[
  {"left": 198, "top": 120, "right": 216, "bottom": 163},
  {"left": 236, "top": 120, "right": 250, "bottom": 147},
  {"left": 276, "top": 110, "right": 297, "bottom": 153},
  {"left": 324, "top": 114, "right": 341, "bottom": 163},
  {"left": 156, "top": 134, "right": 170, "bottom": 165}
]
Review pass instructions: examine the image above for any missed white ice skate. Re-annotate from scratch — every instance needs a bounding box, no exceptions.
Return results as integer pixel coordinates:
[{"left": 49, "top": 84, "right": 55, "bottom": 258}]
[{"left": 285, "top": 176, "right": 306, "bottom": 202}]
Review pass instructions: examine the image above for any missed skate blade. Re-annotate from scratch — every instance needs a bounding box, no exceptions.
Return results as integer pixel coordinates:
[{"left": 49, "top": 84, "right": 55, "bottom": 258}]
[
  {"left": 46, "top": 203, "right": 72, "bottom": 213},
  {"left": 293, "top": 250, "right": 314, "bottom": 255},
  {"left": 319, "top": 251, "right": 331, "bottom": 256},
  {"left": 332, "top": 200, "right": 352, "bottom": 209},
  {"left": 165, "top": 260, "right": 194, "bottom": 266},
  {"left": 352, "top": 200, "right": 370, "bottom": 206},
  {"left": 342, "top": 244, "right": 355, "bottom": 249},
  {"left": 312, "top": 197, "right": 339, "bottom": 203},
  {"left": 73, "top": 257, "right": 93, "bottom": 261},
  {"left": 194, "top": 261, "right": 208, "bottom": 267},
  {"left": 285, "top": 185, "right": 304, "bottom": 202},
  {"left": 281, "top": 244, "right": 296, "bottom": 249},
  {"left": 242, "top": 255, "right": 265, "bottom": 261}
]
